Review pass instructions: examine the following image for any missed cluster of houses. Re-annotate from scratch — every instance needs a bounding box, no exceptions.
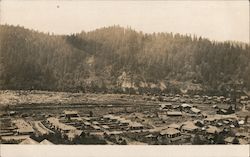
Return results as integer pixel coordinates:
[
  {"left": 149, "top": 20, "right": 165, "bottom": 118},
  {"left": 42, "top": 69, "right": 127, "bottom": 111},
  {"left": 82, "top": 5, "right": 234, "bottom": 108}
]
[
  {"left": 146, "top": 101, "right": 249, "bottom": 144},
  {"left": 159, "top": 103, "right": 202, "bottom": 117},
  {"left": 0, "top": 118, "right": 55, "bottom": 144},
  {"left": 0, "top": 92, "right": 249, "bottom": 145},
  {"left": 40, "top": 110, "right": 147, "bottom": 143}
]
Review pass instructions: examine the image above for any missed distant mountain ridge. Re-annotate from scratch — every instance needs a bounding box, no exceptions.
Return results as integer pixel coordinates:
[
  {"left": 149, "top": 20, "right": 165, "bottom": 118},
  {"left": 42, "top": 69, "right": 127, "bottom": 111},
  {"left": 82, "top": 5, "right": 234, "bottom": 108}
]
[{"left": 0, "top": 25, "right": 249, "bottom": 95}]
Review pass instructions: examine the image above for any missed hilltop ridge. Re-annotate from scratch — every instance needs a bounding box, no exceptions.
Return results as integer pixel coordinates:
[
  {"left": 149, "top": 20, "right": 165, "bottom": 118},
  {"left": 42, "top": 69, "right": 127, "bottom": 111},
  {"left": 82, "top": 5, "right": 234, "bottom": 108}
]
[{"left": 0, "top": 25, "right": 249, "bottom": 95}]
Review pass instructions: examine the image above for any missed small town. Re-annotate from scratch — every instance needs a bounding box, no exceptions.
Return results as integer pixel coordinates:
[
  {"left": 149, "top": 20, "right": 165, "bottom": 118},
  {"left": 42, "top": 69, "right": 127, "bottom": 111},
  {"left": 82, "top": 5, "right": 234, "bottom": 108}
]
[{"left": 0, "top": 90, "right": 249, "bottom": 145}]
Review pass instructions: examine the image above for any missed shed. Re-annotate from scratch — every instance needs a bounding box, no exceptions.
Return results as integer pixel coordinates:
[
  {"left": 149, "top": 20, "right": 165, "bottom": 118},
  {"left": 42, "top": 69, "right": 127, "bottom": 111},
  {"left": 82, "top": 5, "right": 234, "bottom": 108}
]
[
  {"left": 64, "top": 110, "right": 79, "bottom": 119},
  {"left": 160, "top": 128, "right": 181, "bottom": 138}
]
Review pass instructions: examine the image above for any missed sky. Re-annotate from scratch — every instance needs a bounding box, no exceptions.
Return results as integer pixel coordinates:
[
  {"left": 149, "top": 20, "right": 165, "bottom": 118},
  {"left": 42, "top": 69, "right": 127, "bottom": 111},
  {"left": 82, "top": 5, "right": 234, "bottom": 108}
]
[{"left": 1, "top": 0, "right": 249, "bottom": 43}]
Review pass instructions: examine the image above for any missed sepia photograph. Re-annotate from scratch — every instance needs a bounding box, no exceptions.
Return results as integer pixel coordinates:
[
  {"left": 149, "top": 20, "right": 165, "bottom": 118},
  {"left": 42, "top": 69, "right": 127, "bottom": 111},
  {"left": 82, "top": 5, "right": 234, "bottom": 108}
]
[{"left": 0, "top": 0, "right": 249, "bottom": 156}]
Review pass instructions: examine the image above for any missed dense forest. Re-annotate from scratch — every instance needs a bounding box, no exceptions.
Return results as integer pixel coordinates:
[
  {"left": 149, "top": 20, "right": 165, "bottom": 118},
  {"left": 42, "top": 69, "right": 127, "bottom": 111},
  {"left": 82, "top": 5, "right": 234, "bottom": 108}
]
[{"left": 0, "top": 25, "right": 249, "bottom": 95}]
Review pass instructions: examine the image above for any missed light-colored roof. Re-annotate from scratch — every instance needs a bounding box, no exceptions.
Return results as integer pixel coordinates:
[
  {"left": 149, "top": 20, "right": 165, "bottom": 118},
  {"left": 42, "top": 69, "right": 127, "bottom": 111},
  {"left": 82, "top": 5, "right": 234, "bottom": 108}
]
[
  {"left": 1, "top": 135, "right": 30, "bottom": 141},
  {"left": 206, "top": 126, "right": 221, "bottom": 134},
  {"left": 181, "top": 122, "right": 198, "bottom": 131},
  {"left": 168, "top": 123, "right": 181, "bottom": 129},
  {"left": 160, "top": 128, "right": 180, "bottom": 135},
  {"left": 239, "top": 139, "right": 248, "bottom": 144},
  {"left": 19, "top": 137, "right": 39, "bottom": 145},
  {"left": 92, "top": 125, "right": 101, "bottom": 130},
  {"left": 238, "top": 120, "right": 244, "bottom": 125},
  {"left": 181, "top": 103, "right": 192, "bottom": 108},
  {"left": 191, "top": 107, "right": 201, "bottom": 113},
  {"left": 235, "top": 132, "right": 248, "bottom": 137},
  {"left": 160, "top": 103, "right": 172, "bottom": 108},
  {"left": 145, "top": 134, "right": 154, "bottom": 138},
  {"left": 102, "top": 125, "right": 110, "bottom": 129},
  {"left": 83, "top": 121, "right": 91, "bottom": 126},
  {"left": 110, "top": 116, "right": 120, "bottom": 120},
  {"left": 40, "top": 139, "right": 54, "bottom": 145},
  {"left": 92, "top": 121, "right": 99, "bottom": 125},
  {"left": 105, "top": 131, "right": 123, "bottom": 135},
  {"left": 204, "top": 117, "right": 216, "bottom": 122},
  {"left": 167, "top": 111, "right": 182, "bottom": 116},
  {"left": 213, "top": 114, "right": 238, "bottom": 120},
  {"left": 119, "top": 119, "right": 131, "bottom": 124},
  {"left": 64, "top": 110, "right": 78, "bottom": 115},
  {"left": 13, "top": 119, "right": 34, "bottom": 133},
  {"left": 103, "top": 114, "right": 114, "bottom": 119},
  {"left": 34, "top": 121, "right": 54, "bottom": 135},
  {"left": 224, "top": 137, "right": 234, "bottom": 143}
]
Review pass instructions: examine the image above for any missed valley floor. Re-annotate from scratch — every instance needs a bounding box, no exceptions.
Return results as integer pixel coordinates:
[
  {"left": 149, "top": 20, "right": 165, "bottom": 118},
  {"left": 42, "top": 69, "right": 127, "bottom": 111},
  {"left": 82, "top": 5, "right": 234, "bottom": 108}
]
[{"left": 0, "top": 90, "right": 249, "bottom": 145}]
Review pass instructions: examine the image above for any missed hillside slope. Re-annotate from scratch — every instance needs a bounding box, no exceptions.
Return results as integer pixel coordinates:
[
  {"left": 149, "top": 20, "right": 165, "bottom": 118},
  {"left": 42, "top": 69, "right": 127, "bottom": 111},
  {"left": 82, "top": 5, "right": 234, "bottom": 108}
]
[{"left": 0, "top": 25, "right": 249, "bottom": 95}]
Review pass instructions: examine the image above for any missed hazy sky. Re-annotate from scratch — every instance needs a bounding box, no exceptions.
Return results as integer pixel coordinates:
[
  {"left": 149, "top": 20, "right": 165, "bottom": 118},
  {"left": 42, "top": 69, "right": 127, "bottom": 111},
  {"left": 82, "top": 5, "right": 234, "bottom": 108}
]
[{"left": 1, "top": 0, "right": 249, "bottom": 43}]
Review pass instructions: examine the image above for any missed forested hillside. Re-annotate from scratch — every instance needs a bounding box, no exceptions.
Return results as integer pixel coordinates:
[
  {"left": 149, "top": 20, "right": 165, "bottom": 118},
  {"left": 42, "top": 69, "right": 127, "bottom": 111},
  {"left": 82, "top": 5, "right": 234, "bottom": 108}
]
[{"left": 0, "top": 25, "right": 249, "bottom": 95}]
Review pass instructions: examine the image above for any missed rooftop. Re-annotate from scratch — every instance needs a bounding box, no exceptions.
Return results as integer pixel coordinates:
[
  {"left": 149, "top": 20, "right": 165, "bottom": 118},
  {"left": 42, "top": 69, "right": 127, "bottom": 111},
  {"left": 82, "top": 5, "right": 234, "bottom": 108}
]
[
  {"left": 64, "top": 110, "right": 78, "bottom": 115},
  {"left": 224, "top": 137, "right": 235, "bottom": 143},
  {"left": 181, "top": 103, "right": 192, "bottom": 108},
  {"left": 12, "top": 119, "right": 34, "bottom": 133},
  {"left": 34, "top": 121, "right": 54, "bottom": 135},
  {"left": 92, "top": 125, "right": 101, "bottom": 130},
  {"left": 1, "top": 135, "right": 30, "bottom": 141},
  {"left": 191, "top": 107, "right": 201, "bottom": 113},
  {"left": 239, "top": 138, "right": 248, "bottom": 144},
  {"left": 206, "top": 125, "right": 221, "bottom": 134},
  {"left": 102, "top": 125, "right": 110, "bottom": 129},
  {"left": 19, "top": 137, "right": 39, "bottom": 145},
  {"left": 168, "top": 123, "right": 181, "bottom": 129},
  {"left": 181, "top": 122, "right": 198, "bottom": 131},
  {"left": 160, "top": 103, "right": 172, "bottom": 108},
  {"left": 167, "top": 111, "right": 182, "bottom": 116},
  {"left": 40, "top": 139, "right": 54, "bottom": 145},
  {"left": 160, "top": 128, "right": 180, "bottom": 135}
]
